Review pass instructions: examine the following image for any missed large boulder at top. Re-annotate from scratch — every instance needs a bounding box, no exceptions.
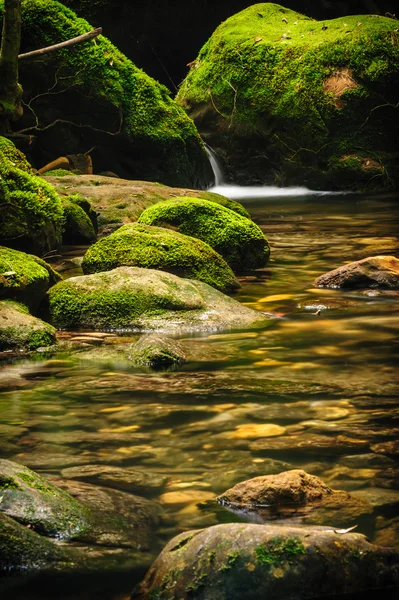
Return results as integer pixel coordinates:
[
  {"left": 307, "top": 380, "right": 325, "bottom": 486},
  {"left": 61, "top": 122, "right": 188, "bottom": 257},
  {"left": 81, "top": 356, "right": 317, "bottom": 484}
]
[
  {"left": 138, "top": 198, "right": 270, "bottom": 271},
  {"left": 47, "top": 266, "right": 268, "bottom": 332},
  {"left": 43, "top": 174, "right": 250, "bottom": 233},
  {"left": 177, "top": 4, "right": 399, "bottom": 191},
  {"left": 0, "top": 301, "right": 56, "bottom": 352},
  {"left": 0, "top": 459, "right": 90, "bottom": 539},
  {"left": 5, "top": 0, "right": 211, "bottom": 188},
  {"left": 216, "top": 469, "right": 372, "bottom": 527},
  {"left": 0, "top": 137, "right": 64, "bottom": 254},
  {"left": 0, "top": 246, "right": 61, "bottom": 312},
  {"left": 81, "top": 223, "right": 240, "bottom": 293},
  {"left": 315, "top": 255, "right": 399, "bottom": 289},
  {"left": 132, "top": 522, "right": 399, "bottom": 600}
]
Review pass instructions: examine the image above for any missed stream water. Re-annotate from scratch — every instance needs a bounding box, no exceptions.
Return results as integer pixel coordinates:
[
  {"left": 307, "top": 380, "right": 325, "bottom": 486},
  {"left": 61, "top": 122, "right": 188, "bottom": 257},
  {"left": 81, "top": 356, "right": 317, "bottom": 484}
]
[{"left": 0, "top": 188, "right": 398, "bottom": 599}]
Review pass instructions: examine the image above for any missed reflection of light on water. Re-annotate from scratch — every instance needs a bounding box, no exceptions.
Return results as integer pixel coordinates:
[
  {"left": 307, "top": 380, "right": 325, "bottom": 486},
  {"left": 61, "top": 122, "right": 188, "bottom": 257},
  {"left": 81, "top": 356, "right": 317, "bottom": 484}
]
[{"left": 209, "top": 184, "right": 348, "bottom": 200}]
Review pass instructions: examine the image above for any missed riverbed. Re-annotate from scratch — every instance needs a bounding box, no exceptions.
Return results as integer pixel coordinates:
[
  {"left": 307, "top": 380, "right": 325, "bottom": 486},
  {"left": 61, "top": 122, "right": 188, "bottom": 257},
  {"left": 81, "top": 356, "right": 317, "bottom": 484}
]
[{"left": 1, "top": 189, "right": 398, "bottom": 599}]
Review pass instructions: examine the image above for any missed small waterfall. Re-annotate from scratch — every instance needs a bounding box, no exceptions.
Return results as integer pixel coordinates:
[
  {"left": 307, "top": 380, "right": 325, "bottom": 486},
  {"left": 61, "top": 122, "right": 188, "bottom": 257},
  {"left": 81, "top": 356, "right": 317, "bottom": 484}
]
[{"left": 204, "top": 143, "right": 224, "bottom": 186}]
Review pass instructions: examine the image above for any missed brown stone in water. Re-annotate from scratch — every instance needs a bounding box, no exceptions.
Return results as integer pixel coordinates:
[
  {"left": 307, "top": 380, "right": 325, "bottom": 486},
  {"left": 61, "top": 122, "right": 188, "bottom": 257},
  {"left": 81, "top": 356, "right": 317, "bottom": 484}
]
[{"left": 314, "top": 255, "right": 399, "bottom": 289}]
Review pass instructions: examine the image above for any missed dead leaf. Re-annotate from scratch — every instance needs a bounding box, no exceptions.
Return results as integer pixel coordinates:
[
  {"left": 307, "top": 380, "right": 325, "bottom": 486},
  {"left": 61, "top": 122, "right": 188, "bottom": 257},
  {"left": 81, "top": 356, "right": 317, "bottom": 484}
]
[{"left": 254, "top": 36, "right": 263, "bottom": 43}]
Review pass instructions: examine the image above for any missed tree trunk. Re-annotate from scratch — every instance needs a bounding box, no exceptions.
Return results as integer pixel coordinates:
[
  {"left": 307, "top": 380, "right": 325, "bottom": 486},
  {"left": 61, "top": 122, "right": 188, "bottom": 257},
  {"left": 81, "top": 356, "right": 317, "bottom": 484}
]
[{"left": 0, "top": 0, "right": 23, "bottom": 133}]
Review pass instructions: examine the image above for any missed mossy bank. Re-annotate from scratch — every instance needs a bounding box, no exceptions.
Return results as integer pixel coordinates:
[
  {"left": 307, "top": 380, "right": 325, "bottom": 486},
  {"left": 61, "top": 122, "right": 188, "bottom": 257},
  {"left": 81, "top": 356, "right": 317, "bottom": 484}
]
[
  {"left": 0, "top": 0, "right": 211, "bottom": 188},
  {"left": 177, "top": 3, "right": 399, "bottom": 190}
]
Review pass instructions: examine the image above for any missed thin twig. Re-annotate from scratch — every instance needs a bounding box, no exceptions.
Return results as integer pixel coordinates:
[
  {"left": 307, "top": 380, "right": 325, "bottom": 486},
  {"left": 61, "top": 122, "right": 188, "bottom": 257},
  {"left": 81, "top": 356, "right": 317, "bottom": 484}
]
[{"left": 18, "top": 28, "right": 102, "bottom": 60}]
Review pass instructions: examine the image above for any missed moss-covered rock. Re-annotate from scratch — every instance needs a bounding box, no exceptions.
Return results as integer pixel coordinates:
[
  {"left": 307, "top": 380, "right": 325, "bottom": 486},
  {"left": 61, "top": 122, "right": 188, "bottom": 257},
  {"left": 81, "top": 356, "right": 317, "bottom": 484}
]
[
  {"left": 81, "top": 223, "right": 239, "bottom": 292},
  {"left": 2, "top": 0, "right": 211, "bottom": 188},
  {"left": 0, "top": 459, "right": 90, "bottom": 539},
  {"left": 0, "top": 511, "right": 67, "bottom": 573},
  {"left": 61, "top": 197, "right": 97, "bottom": 244},
  {"left": 129, "top": 334, "right": 187, "bottom": 369},
  {"left": 132, "top": 522, "right": 399, "bottom": 600},
  {"left": 44, "top": 174, "right": 250, "bottom": 232},
  {"left": 177, "top": 4, "right": 399, "bottom": 191},
  {"left": 0, "top": 137, "right": 64, "bottom": 254},
  {"left": 0, "top": 246, "right": 61, "bottom": 312},
  {"left": 47, "top": 266, "right": 268, "bottom": 332},
  {"left": 0, "top": 301, "right": 56, "bottom": 352},
  {"left": 138, "top": 197, "right": 270, "bottom": 271}
]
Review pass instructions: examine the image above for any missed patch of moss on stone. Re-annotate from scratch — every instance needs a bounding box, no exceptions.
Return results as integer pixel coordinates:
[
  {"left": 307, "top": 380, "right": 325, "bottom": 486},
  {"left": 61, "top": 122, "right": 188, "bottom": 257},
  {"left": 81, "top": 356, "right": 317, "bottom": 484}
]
[
  {"left": 138, "top": 197, "right": 270, "bottom": 271},
  {"left": 41, "top": 169, "right": 76, "bottom": 177},
  {"left": 0, "top": 137, "right": 64, "bottom": 254},
  {"left": 255, "top": 537, "right": 305, "bottom": 567},
  {"left": 81, "top": 223, "right": 239, "bottom": 292},
  {"left": 61, "top": 198, "right": 97, "bottom": 244},
  {"left": 0, "top": 300, "right": 56, "bottom": 351},
  {"left": 177, "top": 4, "right": 399, "bottom": 190}
]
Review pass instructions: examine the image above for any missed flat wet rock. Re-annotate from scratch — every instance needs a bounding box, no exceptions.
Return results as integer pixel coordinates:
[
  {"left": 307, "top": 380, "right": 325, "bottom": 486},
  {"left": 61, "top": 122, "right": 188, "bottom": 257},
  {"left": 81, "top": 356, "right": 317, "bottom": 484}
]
[
  {"left": 61, "top": 465, "right": 168, "bottom": 495},
  {"left": 314, "top": 256, "right": 399, "bottom": 289},
  {"left": 250, "top": 433, "right": 369, "bottom": 455}
]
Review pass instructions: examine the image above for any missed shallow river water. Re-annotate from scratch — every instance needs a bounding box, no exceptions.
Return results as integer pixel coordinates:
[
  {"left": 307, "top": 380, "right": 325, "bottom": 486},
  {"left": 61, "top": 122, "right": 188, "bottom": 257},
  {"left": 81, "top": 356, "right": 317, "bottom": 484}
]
[{"left": 1, "top": 189, "right": 398, "bottom": 599}]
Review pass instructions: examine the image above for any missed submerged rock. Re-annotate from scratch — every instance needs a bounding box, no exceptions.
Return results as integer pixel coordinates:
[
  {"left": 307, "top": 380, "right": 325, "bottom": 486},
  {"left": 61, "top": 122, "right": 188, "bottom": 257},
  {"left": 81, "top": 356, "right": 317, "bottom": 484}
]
[
  {"left": 81, "top": 223, "right": 240, "bottom": 293},
  {"left": 47, "top": 266, "right": 268, "bottom": 332},
  {"left": 217, "top": 469, "right": 372, "bottom": 527},
  {"left": 0, "top": 246, "right": 61, "bottom": 313},
  {"left": 177, "top": 4, "right": 399, "bottom": 191},
  {"left": 138, "top": 197, "right": 270, "bottom": 271},
  {"left": 0, "top": 301, "right": 56, "bottom": 352},
  {"left": 129, "top": 334, "right": 188, "bottom": 368},
  {"left": 0, "top": 459, "right": 90, "bottom": 539},
  {"left": 132, "top": 522, "right": 399, "bottom": 600},
  {"left": 314, "top": 256, "right": 399, "bottom": 289}
]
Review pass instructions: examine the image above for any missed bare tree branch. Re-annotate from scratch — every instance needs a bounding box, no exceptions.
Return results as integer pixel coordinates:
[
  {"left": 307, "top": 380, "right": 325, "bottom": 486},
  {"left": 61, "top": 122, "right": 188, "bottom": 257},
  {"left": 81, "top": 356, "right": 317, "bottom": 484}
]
[{"left": 18, "top": 28, "right": 102, "bottom": 61}]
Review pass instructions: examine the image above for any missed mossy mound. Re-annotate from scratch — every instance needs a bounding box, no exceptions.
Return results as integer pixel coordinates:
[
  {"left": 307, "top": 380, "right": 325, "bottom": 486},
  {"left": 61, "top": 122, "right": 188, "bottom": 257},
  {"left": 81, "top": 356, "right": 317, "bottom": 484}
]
[
  {"left": 0, "top": 459, "right": 90, "bottom": 539},
  {"left": 61, "top": 197, "right": 97, "bottom": 244},
  {"left": 138, "top": 197, "right": 270, "bottom": 271},
  {"left": 41, "top": 168, "right": 76, "bottom": 177},
  {"left": 0, "top": 301, "right": 56, "bottom": 352},
  {"left": 2, "top": 0, "right": 211, "bottom": 188},
  {"left": 0, "top": 246, "right": 61, "bottom": 313},
  {"left": 177, "top": 3, "right": 399, "bottom": 190},
  {"left": 129, "top": 334, "right": 188, "bottom": 369},
  {"left": 81, "top": 223, "right": 239, "bottom": 293},
  {"left": 47, "top": 266, "right": 268, "bottom": 332},
  {"left": 0, "top": 137, "right": 64, "bottom": 254}
]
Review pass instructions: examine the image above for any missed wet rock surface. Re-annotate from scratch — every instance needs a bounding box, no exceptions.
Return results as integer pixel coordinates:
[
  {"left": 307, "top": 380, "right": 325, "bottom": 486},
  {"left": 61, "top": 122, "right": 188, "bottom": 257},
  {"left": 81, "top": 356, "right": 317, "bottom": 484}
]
[
  {"left": 132, "top": 523, "right": 399, "bottom": 600},
  {"left": 314, "top": 256, "right": 399, "bottom": 289}
]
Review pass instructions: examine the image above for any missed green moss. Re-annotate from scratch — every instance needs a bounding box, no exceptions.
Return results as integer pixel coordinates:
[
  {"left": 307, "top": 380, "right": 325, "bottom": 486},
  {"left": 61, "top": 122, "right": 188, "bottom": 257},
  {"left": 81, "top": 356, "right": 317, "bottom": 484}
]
[
  {"left": 138, "top": 197, "right": 270, "bottom": 271},
  {"left": 1, "top": 0, "right": 210, "bottom": 187},
  {"left": 255, "top": 537, "right": 305, "bottom": 567},
  {"left": 0, "top": 137, "right": 64, "bottom": 254},
  {"left": 41, "top": 169, "right": 76, "bottom": 177},
  {"left": 0, "top": 300, "right": 56, "bottom": 351},
  {"left": 61, "top": 198, "right": 97, "bottom": 244},
  {"left": 177, "top": 4, "right": 399, "bottom": 190},
  {"left": 81, "top": 223, "right": 239, "bottom": 292},
  {"left": 187, "top": 573, "right": 208, "bottom": 593},
  {"left": 0, "top": 476, "right": 21, "bottom": 490}
]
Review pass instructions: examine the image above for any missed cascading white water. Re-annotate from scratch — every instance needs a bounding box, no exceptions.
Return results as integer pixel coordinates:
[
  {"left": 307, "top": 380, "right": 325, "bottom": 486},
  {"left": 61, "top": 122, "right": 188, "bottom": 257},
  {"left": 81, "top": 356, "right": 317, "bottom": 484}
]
[
  {"left": 204, "top": 143, "right": 224, "bottom": 187},
  {"left": 204, "top": 142, "right": 348, "bottom": 199}
]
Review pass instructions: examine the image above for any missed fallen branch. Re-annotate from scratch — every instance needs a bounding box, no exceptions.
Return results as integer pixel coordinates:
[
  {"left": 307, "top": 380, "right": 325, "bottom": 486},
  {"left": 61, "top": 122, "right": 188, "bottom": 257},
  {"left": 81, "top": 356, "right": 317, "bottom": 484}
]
[{"left": 18, "top": 28, "right": 102, "bottom": 61}]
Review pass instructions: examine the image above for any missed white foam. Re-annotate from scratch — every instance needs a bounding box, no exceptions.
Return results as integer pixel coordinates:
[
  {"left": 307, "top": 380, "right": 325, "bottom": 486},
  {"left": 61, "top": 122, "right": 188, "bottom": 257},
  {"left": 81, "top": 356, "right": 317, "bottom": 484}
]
[{"left": 209, "top": 184, "right": 346, "bottom": 200}]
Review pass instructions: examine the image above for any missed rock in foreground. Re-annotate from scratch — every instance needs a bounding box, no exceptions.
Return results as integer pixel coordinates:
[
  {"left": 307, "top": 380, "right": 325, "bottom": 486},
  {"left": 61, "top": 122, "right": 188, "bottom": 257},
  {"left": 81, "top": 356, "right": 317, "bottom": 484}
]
[
  {"left": 48, "top": 266, "right": 268, "bottom": 332},
  {"left": 132, "top": 522, "right": 399, "bottom": 600},
  {"left": 0, "top": 301, "right": 56, "bottom": 352},
  {"left": 314, "top": 256, "right": 399, "bottom": 289}
]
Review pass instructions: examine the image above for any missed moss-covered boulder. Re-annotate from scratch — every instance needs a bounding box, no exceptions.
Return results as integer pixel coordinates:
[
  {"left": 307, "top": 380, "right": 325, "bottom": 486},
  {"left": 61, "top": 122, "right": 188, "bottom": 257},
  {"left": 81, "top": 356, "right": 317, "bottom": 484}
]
[
  {"left": 44, "top": 174, "right": 250, "bottom": 233},
  {"left": 81, "top": 223, "right": 239, "bottom": 292},
  {"left": 177, "top": 4, "right": 399, "bottom": 191},
  {"left": 129, "top": 334, "right": 187, "bottom": 369},
  {"left": 0, "top": 459, "right": 90, "bottom": 539},
  {"left": 315, "top": 255, "right": 399, "bottom": 289},
  {"left": 138, "top": 198, "right": 269, "bottom": 271},
  {"left": 61, "top": 197, "right": 97, "bottom": 244},
  {"left": 2, "top": 0, "right": 211, "bottom": 188},
  {"left": 0, "top": 246, "right": 61, "bottom": 312},
  {"left": 0, "top": 137, "right": 64, "bottom": 254},
  {"left": 47, "top": 266, "right": 268, "bottom": 332},
  {"left": 0, "top": 301, "right": 56, "bottom": 352},
  {"left": 132, "top": 523, "right": 399, "bottom": 600}
]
